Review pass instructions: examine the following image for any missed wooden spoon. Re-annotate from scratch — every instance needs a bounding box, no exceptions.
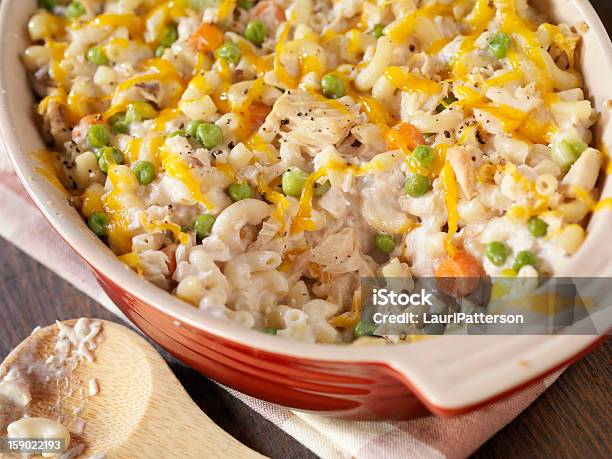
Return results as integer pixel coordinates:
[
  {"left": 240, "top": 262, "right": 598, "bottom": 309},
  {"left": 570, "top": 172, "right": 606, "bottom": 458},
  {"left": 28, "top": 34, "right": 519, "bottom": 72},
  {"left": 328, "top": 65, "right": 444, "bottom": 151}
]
[{"left": 0, "top": 319, "right": 265, "bottom": 459}]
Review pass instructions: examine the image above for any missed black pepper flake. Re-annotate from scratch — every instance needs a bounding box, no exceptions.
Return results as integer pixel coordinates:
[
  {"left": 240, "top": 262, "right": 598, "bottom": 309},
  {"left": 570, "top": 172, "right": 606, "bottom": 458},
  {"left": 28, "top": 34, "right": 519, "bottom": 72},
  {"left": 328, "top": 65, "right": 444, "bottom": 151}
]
[
  {"left": 476, "top": 130, "right": 486, "bottom": 144},
  {"left": 228, "top": 141, "right": 235, "bottom": 149},
  {"left": 280, "top": 118, "right": 289, "bottom": 126},
  {"left": 409, "top": 44, "right": 416, "bottom": 52},
  {"left": 444, "top": 131, "right": 451, "bottom": 138}
]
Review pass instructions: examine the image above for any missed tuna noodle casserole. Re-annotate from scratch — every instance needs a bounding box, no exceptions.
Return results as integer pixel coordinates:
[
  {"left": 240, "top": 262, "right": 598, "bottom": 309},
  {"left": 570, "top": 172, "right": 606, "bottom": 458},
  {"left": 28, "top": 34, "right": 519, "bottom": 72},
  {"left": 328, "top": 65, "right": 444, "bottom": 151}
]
[{"left": 23, "top": 0, "right": 604, "bottom": 343}]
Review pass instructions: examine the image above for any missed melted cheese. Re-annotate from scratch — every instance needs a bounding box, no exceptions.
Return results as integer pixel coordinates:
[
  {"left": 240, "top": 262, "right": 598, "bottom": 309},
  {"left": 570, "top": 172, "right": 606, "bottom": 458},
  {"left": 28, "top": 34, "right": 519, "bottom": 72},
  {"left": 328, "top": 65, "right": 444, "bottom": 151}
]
[
  {"left": 157, "top": 146, "right": 213, "bottom": 209},
  {"left": 594, "top": 198, "right": 612, "bottom": 212},
  {"left": 103, "top": 166, "right": 137, "bottom": 255},
  {"left": 455, "top": 85, "right": 556, "bottom": 144},
  {"left": 152, "top": 108, "right": 181, "bottom": 131},
  {"left": 116, "top": 58, "right": 184, "bottom": 95},
  {"left": 46, "top": 39, "right": 68, "bottom": 88},
  {"left": 217, "top": 0, "right": 237, "bottom": 21},
  {"left": 31, "top": 150, "right": 70, "bottom": 197},
  {"left": 236, "top": 42, "right": 272, "bottom": 76},
  {"left": 387, "top": 4, "right": 453, "bottom": 44},
  {"left": 274, "top": 23, "right": 299, "bottom": 89},
  {"left": 81, "top": 185, "right": 104, "bottom": 217},
  {"left": 140, "top": 214, "right": 190, "bottom": 245},
  {"left": 464, "top": 0, "right": 496, "bottom": 33},
  {"left": 440, "top": 159, "right": 458, "bottom": 256},
  {"left": 541, "top": 23, "right": 578, "bottom": 68},
  {"left": 256, "top": 176, "right": 290, "bottom": 233},
  {"left": 104, "top": 59, "right": 184, "bottom": 120},
  {"left": 118, "top": 252, "right": 144, "bottom": 275},
  {"left": 495, "top": 0, "right": 553, "bottom": 91},
  {"left": 73, "top": 14, "right": 145, "bottom": 38},
  {"left": 290, "top": 157, "right": 390, "bottom": 235},
  {"left": 383, "top": 67, "right": 442, "bottom": 95},
  {"left": 232, "top": 78, "right": 266, "bottom": 114}
]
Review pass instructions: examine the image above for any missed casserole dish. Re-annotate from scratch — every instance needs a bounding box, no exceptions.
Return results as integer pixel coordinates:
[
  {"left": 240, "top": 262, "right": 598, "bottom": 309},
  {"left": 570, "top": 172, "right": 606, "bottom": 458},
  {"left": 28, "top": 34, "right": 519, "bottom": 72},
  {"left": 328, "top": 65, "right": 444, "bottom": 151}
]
[{"left": 0, "top": 0, "right": 610, "bottom": 420}]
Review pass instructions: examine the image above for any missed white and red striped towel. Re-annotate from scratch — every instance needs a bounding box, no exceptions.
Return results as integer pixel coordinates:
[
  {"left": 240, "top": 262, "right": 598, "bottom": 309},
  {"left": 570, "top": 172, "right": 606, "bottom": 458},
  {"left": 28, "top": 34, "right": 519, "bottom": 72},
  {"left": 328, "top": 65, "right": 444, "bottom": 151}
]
[{"left": 0, "top": 163, "right": 562, "bottom": 459}]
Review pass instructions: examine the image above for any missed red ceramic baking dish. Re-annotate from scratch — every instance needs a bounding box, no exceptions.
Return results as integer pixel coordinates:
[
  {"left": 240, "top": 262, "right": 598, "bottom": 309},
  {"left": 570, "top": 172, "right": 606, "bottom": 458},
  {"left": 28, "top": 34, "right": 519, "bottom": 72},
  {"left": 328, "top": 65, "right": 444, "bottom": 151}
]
[{"left": 0, "top": 0, "right": 610, "bottom": 420}]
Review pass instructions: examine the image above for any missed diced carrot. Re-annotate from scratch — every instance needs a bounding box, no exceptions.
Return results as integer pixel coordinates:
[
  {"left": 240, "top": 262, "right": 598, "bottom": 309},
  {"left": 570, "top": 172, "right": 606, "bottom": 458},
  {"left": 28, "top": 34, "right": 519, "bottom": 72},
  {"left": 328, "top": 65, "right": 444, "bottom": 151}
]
[
  {"left": 252, "top": 1, "right": 286, "bottom": 29},
  {"left": 387, "top": 122, "right": 425, "bottom": 151},
  {"left": 162, "top": 244, "right": 178, "bottom": 276},
  {"left": 434, "top": 251, "right": 484, "bottom": 297},
  {"left": 71, "top": 114, "right": 103, "bottom": 142},
  {"left": 189, "top": 23, "right": 224, "bottom": 53},
  {"left": 248, "top": 101, "right": 272, "bottom": 128}
]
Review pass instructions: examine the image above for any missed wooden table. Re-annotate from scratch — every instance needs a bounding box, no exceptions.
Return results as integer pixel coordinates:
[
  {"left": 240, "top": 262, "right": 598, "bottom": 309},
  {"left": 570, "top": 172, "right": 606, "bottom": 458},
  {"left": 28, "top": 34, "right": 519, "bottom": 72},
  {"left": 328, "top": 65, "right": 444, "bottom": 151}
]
[
  {"left": 2, "top": 1, "right": 612, "bottom": 458},
  {"left": 0, "top": 237, "right": 610, "bottom": 458}
]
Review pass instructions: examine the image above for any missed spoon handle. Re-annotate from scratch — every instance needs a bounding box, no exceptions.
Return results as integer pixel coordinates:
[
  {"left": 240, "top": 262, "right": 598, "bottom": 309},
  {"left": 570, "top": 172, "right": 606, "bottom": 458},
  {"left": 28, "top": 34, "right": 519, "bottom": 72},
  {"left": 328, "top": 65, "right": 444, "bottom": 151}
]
[{"left": 105, "top": 322, "right": 266, "bottom": 458}]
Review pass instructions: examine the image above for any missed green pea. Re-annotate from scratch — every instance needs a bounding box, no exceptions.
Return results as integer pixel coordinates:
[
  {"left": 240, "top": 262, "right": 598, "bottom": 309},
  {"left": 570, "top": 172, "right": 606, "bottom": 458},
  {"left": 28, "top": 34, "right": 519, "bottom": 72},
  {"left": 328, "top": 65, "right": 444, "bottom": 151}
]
[
  {"left": 237, "top": 0, "right": 254, "bottom": 9},
  {"left": 169, "top": 129, "right": 187, "bottom": 138},
  {"left": 160, "top": 24, "right": 178, "bottom": 47},
  {"left": 374, "top": 233, "right": 395, "bottom": 254},
  {"left": 245, "top": 20, "right": 267, "bottom": 47},
  {"left": 194, "top": 214, "right": 216, "bottom": 239},
  {"left": 263, "top": 328, "right": 277, "bottom": 335},
  {"left": 527, "top": 216, "right": 548, "bottom": 238},
  {"left": 217, "top": 42, "right": 242, "bottom": 65},
  {"left": 87, "top": 124, "right": 111, "bottom": 149},
  {"left": 568, "top": 139, "right": 588, "bottom": 155},
  {"left": 353, "top": 321, "right": 377, "bottom": 338},
  {"left": 88, "top": 212, "right": 108, "bottom": 236},
  {"left": 66, "top": 1, "right": 86, "bottom": 18},
  {"left": 371, "top": 24, "right": 385, "bottom": 39},
  {"left": 108, "top": 112, "right": 129, "bottom": 134},
  {"left": 321, "top": 73, "right": 346, "bottom": 99},
  {"left": 125, "top": 102, "right": 157, "bottom": 124},
  {"left": 93, "top": 148, "right": 104, "bottom": 160},
  {"left": 185, "top": 120, "right": 204, "bottom": 138},
  {"left": 314, "top": 180, "right": 331, "bottom": 197},
  {"left": 38, "top": 0, "right": 58, "bottom": 11},
  {"left": 405, "top": 174, "right": 430, "bottom": 197},
  {"left": 435, "top": 94, "right": 458, "bottom": 113},
  {"left": 513, "top": 250, "right": 537, "bottom": 273},
  {"left": 133, "top": 160, "right": 156, "bottom": 185},
  {"left": 551, "top": 140, "right": 585, "bottom": 170},
  {"left": 282, "top": 167, "right": 308, "bottom": 197},
  {"left": 488, "top": 32, "right": 511, "bottom": 59},
  {"left": 154, "top": 45, "right": 167, "bottom": 58},
  {"left": 413, "top": 145, "right": 435, "bottom": 167},
  {"left": 97, "top": 146, "right": 124, "bottom": 173},
  {"left": 196, "top": 123, "right": 223, "bottom": 149},
  {"left": 86, "top": 46, "right": 109, "bottom": 66},
  {"left": 228, "top": 183, "right": 253, "bottom": 201},
  {"left": 486, "top": 241, "right": 510, "bottom": 266}
]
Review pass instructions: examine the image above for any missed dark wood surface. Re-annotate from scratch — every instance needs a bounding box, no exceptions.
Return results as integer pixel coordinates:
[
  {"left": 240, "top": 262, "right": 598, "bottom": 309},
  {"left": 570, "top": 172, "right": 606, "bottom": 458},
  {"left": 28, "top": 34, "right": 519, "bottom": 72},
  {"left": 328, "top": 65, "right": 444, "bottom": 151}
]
[{"left": 1, "top": 1, "right": 611, "bottom": 458}]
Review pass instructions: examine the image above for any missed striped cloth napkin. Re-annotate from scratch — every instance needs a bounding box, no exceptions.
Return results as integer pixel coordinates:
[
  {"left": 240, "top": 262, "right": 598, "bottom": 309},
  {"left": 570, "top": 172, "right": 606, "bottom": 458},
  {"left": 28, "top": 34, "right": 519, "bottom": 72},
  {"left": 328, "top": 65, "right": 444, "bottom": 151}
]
[{"left": 0, "top": 162, "right": 562, "bottom": 459}]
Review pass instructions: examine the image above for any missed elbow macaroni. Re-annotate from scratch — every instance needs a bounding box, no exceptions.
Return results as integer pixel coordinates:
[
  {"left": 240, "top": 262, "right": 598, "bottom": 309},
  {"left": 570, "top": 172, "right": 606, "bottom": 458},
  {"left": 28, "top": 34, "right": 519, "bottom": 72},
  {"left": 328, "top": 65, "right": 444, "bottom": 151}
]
[{"left": 24, "top": 0, "right": 605, "bottom": 343}]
